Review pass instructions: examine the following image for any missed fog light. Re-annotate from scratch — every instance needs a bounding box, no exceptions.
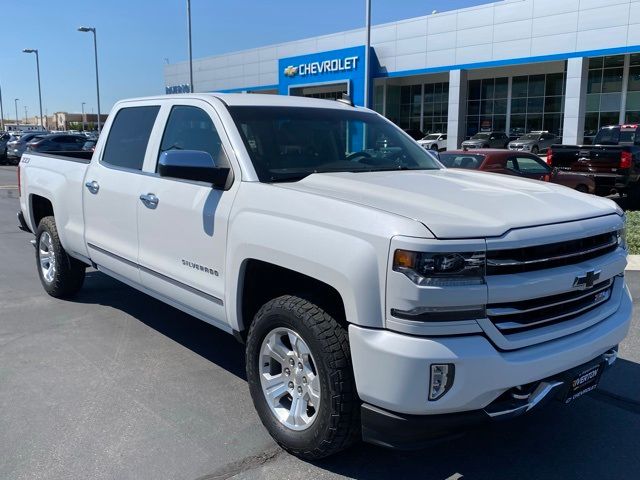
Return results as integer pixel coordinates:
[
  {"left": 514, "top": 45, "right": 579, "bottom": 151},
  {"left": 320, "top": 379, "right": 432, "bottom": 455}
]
[{"left": 429, "top": 364, "right": 455, "bottom": 401}]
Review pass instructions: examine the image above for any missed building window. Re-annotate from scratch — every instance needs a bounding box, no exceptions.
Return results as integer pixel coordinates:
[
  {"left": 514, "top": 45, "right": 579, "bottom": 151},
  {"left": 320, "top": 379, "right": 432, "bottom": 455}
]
[
  {"left": 585, "top": 54, "right": 626, "bottom": 141},
  {"left": 625, "top": 53, "right": 640, "bottom": 124},
  {"left": 422, "top": 82, "right": 448, "bottom": 133},
  {"left": 385, "top": 81, "right": 449, "bottom": 134},
  {"left": 398, "top": 84, "right": 423, "bottom": 131},
  {"left": 510, "top": 72, "right": 565, "bottom": 137},
  {"left": 373, "top": 85, "right": 384, "bottom": 114},
  {"left": 466, "top": 77, "right": 508, "bottom": 137}
]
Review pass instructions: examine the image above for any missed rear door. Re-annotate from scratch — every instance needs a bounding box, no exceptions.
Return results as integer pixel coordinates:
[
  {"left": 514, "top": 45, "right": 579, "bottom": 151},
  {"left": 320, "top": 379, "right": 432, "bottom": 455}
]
[
  {"left": 136, "top": 100, "right": 239, "bottom": 329},
  {"left": 84, "top": 103, "right": 161, "bottom": 282}
]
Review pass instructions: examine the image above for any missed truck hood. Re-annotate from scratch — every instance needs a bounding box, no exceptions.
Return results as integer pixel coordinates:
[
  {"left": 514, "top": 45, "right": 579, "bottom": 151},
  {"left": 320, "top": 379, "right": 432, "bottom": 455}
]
[{"left": 277, "top": 169, "right": 618, "bottom": 238}]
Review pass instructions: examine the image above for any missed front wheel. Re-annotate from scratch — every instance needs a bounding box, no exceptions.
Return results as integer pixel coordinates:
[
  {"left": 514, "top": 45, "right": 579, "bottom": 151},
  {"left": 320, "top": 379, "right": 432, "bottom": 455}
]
[
  {"left": 245, "top": 295, "right": 360, "bottom": 459},
  {"left": 531, "top": 146, "right": 539, "bottom": 155},
  {"left": 36, "top": 216, "right": 86, "bottom": 298}
]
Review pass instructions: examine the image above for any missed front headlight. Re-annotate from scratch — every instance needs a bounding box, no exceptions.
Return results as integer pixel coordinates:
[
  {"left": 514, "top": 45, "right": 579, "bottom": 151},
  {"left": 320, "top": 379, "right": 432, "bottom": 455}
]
[
  {"left": 618, "top": 225, "right": 627, "bottom": 251},
  {"left": 393, "top": 249, "right": 486, "bottom": 286}
]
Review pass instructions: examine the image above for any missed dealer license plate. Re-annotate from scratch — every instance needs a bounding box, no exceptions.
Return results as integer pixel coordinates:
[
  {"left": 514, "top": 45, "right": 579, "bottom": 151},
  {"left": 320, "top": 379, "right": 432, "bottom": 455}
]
[{"left": 564, "top": 363, "right": 603, "bottom": 404}]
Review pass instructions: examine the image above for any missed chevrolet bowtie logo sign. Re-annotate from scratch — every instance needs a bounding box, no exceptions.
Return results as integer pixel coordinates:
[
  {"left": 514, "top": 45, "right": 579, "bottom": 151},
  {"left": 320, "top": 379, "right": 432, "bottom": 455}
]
[
  {"left": 573, "top": 270, "right": 601, "bottom": 290},
  {"left": 283, "top": 65, "right": 298, "bottom": 77}
]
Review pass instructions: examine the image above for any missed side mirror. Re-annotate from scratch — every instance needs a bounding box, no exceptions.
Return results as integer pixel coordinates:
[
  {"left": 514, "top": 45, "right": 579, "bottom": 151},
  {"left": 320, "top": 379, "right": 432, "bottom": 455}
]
[{"left": 158, "top": 150, "right": 230, "bottom": 189}]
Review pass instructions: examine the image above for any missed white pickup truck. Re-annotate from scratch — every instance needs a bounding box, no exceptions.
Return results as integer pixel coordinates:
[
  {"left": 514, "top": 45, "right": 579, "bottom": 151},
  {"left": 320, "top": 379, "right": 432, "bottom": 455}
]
[{"left": 17, "top": 93, "right": 631, "bottom": 459}]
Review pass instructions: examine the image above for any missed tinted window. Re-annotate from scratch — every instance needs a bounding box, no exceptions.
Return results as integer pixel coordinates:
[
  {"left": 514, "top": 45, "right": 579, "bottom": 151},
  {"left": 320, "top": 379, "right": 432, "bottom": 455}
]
[
  {"left": 158, "top": 106, "right": 229, "bottom": 168},
  {"left": 229, "top": 106, "right": 440, "bottom": 182},
  {"left": 439, "top": 153, "right": 484, "bottom": 169},
  {"left": 102, "top": 106, "right": 160, "bottom": 170},
  {"left": 515, "top": 156, "right": 550, "bottom": 174}
]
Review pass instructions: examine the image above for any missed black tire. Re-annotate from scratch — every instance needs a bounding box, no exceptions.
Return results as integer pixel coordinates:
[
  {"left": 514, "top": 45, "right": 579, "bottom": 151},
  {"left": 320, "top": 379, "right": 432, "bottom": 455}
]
[
  {"left": 430, "top": 144, "right": 439, "bottom": 151},
  {"left": 35, "top": 216, "right": 86, "bottom": 298},
  {"left": 246, "top": 295, "right": 360, "bottom": 460},
  {"left": 531, "top": 146, "right": 539, "bottom": 155},
  {"left": 575, "top": 184, "right": 589, "bottom": 194}
]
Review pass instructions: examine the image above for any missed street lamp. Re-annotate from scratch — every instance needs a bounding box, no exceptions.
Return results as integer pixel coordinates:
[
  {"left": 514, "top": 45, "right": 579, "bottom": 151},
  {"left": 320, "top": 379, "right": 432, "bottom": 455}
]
[
  {"left": 186, "top": 0, "right": 194, "bottom": 92},
  {"left": 22, "top": 49, "right": 44, "bottom": 129},
  {"left": 78, "top": 26, "right": 102, "bottom": 131},
  {"left": 81, "top": 102, "right": 86, "bottom": 131},
  {"left": 14, "top": 98, "right": 19, "bottom": 130},
  {"left": 0, "top": 83, "right": 4, "bottom": 131},
  {"left": 364, "top": 0, "right": 372, "bottom": 109}
]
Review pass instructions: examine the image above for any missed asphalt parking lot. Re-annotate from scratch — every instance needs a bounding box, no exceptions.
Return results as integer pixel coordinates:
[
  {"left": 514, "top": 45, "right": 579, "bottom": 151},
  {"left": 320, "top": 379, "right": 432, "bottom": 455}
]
[{"left": 1, "top": 164, "right": 639, "bottom": 480}]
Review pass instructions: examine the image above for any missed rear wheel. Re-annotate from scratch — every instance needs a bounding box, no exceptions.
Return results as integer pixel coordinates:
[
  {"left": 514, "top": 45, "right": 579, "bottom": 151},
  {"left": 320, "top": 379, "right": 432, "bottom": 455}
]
[
  {"left": 246, "top": 295, "right": 359, "bottom": 459},
  {"left": 36, "top": 216, "right": 86, "bottom": 298}
]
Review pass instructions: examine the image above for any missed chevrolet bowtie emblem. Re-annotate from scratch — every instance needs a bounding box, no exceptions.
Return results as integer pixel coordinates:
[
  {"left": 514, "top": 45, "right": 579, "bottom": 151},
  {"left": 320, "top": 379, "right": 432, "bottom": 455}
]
[
  {"left": 283, "top": 65, "right": 298, "bottom": 77},
  {"left": 573, "top": 270, "right": 601, "bottom": 290}
]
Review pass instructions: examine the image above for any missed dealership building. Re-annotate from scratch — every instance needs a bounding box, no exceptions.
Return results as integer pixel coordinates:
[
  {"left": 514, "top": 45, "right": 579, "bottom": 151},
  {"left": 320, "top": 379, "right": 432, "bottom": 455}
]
[{"left": 164, "top": 0, "right": 640, "bottom": 149}]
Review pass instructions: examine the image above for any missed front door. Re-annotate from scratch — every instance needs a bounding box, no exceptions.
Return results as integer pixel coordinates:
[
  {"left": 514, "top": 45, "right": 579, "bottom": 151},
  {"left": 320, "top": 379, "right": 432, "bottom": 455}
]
[
  {"left": 84, "top": 104, "right": 161, "bottom": 282},
  {"left": 510, "top": 155, "right": 552, "bottom": 181},
  {"left": 136, "top": 101, "right": 239, "bottom": 329}
]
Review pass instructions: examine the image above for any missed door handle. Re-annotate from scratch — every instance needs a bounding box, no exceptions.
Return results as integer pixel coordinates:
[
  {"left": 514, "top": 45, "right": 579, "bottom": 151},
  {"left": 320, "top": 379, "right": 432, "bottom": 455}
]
[
  {"left": 139, "top": 193, "right": 159, "bottom": 209},
  {"left": 85, "top": 180, "right": 99, "bottom": 194}
]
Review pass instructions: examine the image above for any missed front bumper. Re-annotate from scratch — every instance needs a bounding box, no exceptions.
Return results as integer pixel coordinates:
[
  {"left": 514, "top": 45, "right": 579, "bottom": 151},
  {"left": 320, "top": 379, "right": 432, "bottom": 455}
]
[
  {"left": 360, "top": 348, "right": 619, "bottom": 449},
  {"left": 349, "top": 282, "right": 632, "bottom": 416}
]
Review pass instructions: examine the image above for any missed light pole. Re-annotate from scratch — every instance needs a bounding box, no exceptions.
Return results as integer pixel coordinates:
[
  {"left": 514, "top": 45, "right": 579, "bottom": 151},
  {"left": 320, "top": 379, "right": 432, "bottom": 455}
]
[
  {"left": 0, "top": 83, "right": 4, "bottom": 131},
  {"left": 81, "top": 102, "right": 86, "bottom": 130},
  {"left": 14, "top": 98, "right": 19, "bottom": 130},
  {"left": 24, "top": 106, "right": 28, "bottom": 124},
  {"left": 22, "top": 49, "right": 44, "bottom": 129},
  {"left": 78, "top": 27, "right": 102, "bottom": 131},
  {"left": 364, "top": 0, "right": 372, "bottom": 109},
  {"left": 187, "top": 0, "right": 194, "bottom": 92}
]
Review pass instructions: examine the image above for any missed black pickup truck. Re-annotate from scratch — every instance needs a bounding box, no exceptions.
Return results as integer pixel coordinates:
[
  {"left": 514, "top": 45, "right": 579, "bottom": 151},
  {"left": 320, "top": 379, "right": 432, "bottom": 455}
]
[{"left": 547, "top": 124, "right": 640, "bottom": 205}]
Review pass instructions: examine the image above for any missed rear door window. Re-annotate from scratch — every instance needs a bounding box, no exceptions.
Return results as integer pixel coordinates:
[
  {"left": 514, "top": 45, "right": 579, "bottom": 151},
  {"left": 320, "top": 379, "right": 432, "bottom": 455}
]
[{"left": 102, "top": 106, "right": 160, "bottom": 170}]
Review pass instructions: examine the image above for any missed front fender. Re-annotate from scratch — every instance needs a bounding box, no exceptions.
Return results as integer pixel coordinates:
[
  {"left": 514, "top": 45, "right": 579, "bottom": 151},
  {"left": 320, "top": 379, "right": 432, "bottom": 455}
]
[{"left": 226, "top": 210, "right": 389, "bottom": 332}]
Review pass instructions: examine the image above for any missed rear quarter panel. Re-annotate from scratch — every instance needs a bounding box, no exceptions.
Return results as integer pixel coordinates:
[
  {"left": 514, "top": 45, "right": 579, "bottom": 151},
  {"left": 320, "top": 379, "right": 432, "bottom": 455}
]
[{"left": 20, "top": 154, "right": 90, "bottom": 259}]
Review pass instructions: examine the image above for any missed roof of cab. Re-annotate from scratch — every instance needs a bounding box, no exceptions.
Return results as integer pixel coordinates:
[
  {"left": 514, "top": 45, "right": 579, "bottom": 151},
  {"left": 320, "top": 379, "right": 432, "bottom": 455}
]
[{"left": 117, "top": 93, "right": 360, "bottom": 110}]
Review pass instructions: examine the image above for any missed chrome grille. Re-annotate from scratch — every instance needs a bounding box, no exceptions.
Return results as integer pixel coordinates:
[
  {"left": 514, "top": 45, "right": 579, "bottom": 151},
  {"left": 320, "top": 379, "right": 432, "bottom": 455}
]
[
  {"left": 487, "top": 232, "right": 618, "bottom": 275},
  {"left": 487, "top": 279, "right": 613, "bottom": 333}
]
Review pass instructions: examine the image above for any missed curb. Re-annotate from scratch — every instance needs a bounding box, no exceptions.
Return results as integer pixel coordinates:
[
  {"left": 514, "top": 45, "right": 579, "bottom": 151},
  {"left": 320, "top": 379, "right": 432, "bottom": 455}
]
[{"left": 627, "top": 255, "right": 640, "bottom": 271}]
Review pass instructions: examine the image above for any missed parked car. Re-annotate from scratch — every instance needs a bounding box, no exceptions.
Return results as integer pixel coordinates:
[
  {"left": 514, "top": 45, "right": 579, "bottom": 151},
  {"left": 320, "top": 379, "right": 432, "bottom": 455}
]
[
  {"left": 6, "top": 133, "right": 47, "bottom": 164},
  {"left": 417, "top": 133, "right": 447, "bottom": 151},
  {"left": 462, "top": 131, "right": 509, "bottom": 149},
  {"left": 403, "top": 128, "right": 424, "bottom": 140},
  {"left": 17, "top": 93, "right": 630, "bottom": 459},
  {"left": 440, "top": 150, "right": 596, "bottom": 193},
  {"left": 508, "top": 131, "right": 559, "bottom": 154},
  {"left": 0, "top": 132, "right": 12, "bottom": 163},
  {"left": 547, "top": 124, "right": 640, "bottom": 204},
  {"left": 26, "top": 134, "right": 89, "bottom": 154}
]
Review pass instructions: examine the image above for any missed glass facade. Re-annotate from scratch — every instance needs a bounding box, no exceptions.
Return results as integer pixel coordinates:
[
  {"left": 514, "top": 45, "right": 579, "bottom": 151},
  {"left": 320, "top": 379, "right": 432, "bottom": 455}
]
[
  {"left": 466, "top": 77, "right": 508, "bottom": 137},
  {"left": 625, "top": 53, "right": 640, "bottom": 124},
  {"left": 422, "top": 82, "right": 449, "bottom": 134},
  {"left": 510, "top": 72, "right": 565, "bottom": 137},
  {"left": 382, "top": 82, "right": 449, "bottom": 133},
  {"left": 465, "top": 72, "right": 565, "bottom": 139},
  {"left": 585, "top": 55, "right": 625, "bottom": 140}
]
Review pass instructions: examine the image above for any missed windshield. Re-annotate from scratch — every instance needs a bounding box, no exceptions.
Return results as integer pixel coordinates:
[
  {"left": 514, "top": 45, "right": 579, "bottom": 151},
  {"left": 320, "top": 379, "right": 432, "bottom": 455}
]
[
  {"left": 422, "top": 134, "right": 440, "bottom": 140},
  {"left": 471, "top": 133, "right": 490, "bottom": 140},
  {"left": 439, "top": 153, "right": 484, "bottom": 169},
  {"left": 229, "top": 106, "right": 441, "bottom": 182},
  {"left": 594, "top": 127, "right": 636, "bottom": 145},
  {"left": 519, "top": 133, "right": 539, "bottom": 140}
]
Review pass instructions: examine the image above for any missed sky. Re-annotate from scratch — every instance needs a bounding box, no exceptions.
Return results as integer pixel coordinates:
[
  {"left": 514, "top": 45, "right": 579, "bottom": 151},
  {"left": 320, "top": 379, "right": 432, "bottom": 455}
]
[{"left": 0, "top": 0, "right": 489, "bottom": 119}]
